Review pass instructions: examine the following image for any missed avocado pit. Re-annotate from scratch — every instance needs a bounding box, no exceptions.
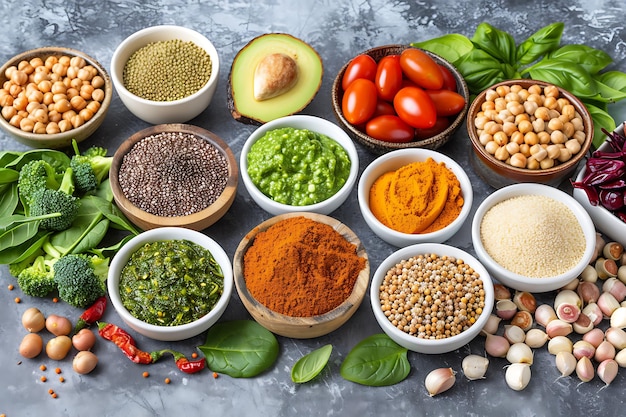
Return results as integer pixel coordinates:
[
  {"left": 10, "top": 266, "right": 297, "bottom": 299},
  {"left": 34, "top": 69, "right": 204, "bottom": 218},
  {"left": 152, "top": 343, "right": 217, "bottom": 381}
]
[{"left": 254, "top": 53, "right": 299, "bottom": 101}]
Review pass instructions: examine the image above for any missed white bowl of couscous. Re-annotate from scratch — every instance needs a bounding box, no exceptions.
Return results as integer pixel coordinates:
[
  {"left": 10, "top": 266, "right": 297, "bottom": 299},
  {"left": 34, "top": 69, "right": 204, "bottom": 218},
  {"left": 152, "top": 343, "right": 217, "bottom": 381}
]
[
  {"left": 111, "top": 25, "right": 219, "bottom": 124},
  {"left": 371, "top": 243, "right": 494, "bottom": 354},
  {"left": 471, "top": 183, "right": 597, "bottom": 293}
]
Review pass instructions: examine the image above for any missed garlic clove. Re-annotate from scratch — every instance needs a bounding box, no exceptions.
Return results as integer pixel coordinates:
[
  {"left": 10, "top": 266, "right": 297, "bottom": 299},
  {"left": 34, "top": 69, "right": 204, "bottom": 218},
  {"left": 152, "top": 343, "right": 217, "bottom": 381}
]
[
  {"left": 555, "top": 303, "right": 581, "bottom": 323},
  {"left": 598, "top": 292, "right": 620, "bottom": 318},
  {"left": 614, "top": 347, "right": 626, "bottom": 367},
  {"left": 485, "top": 333, "right": 510, "bottom": 358},
  {"left": 548, "top": 335, "right": 573, "bottom": 355},
  {"left": 503, "top": 325, "right": 526, "bottom": 345},
  {"left": 534, "top": 304, "right": 557, "bottom": 327},
  {"left": 618, "top": 265, "right": 626, "bottom": 285},
  {"left": 506, "top": 342, "right": 534, "bottom": 365},
  {"left": 480, "top": 314, "right": 501, "bottom": 336},
  {"left": 461, "top": 354, "right": 489, "bottom": 381},
  {"left": 572, "top": 312, "right": 594, "bottom": 335},
  {"left": 609, "top": 306, "right": 626, "bottom": 329},
  {"left": 603, "top": 277, "right": 626, "bottom": 303},
  {"left": 554, "top": 289, "right": 582, "bottom": 309},
  {"left": 505, "top": 363, "right": 531, "bottom": 391},
  {"left": 493, "top": 283, "right": 511, "bottom": 300},
  {"left": 582, "top": 302, "right": 603, "bottom": 326},
  {"left": 580, "top": 264, "right": 598, "bottom": 283},
  {"left": 577, "top": 281, "right": 600, "bottom": 305},
  {"left": 594, "top": 340, "right": 616, "bottom": 363},
  {"left": 424, "top": 367, "right": 456, "bottom": 397},
  {"left": 495, "top": 299, "right": 518, "bottom": 320},
  {"left": 525, "top": 328, "right": 548, "bottom": 349},
  {"left": 510, "top": 310, "right": 533, "bottom": 331},
  {"left": 597, "top": 359, "right": 619, "bottom": 386},
  {"left": 513, "top": 291, "right": 537, "bottom": 313},
  {"left": 582, "top": 327, "right": 605, "bottom": 348},
  {"left": 605, "top": 327, "right": 626, "bottom": 350},
  {"left": 555, "top": 351, "right": 577, "bottom": 377},
  {"left": 591, "top": 233, "right": 605, "bottom": 263},
  {"left": 546, "top": 319, "right": 573, "bottom": 338},
  {"left": 561, "top": 278, "right": 580, "bottom": 291},
  {"left": 575, "top": 356, "right": 595, "bottom": 383},
  {"left": 572, "top": 340, "right": 596, "bottom": 361}
]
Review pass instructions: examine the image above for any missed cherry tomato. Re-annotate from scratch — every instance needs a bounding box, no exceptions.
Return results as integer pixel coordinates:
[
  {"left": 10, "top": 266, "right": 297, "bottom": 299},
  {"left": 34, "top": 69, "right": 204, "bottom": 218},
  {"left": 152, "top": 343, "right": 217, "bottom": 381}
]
[
  {"left": 414, "top": 117, "right": 451, "bottom": 140},
  {"left": 393, "top": 86, "right": 437, "bottom": 129},
  {"left": 375, "top": 55, "right": 403, "bottom": 101},
  {"left": 372, "top": 99, "right": 396, "bottom": 118},
  {"left": 425, "top": 89, "right": 466, "bottom": 117},
  {"left": 341, "top": 78, "right": 378, "bottom": 125},
  {"left": 399, "top": 48, "right": 444, "bottom": 90},
  {"left": 342, "top": 54, "right": 377, "bottom": 91},
  {"left": 366, "top": 115, "right": 415, "bottom": 143},
  {"left": 439, "top": 65, "right": 457, "bottom": 91}
]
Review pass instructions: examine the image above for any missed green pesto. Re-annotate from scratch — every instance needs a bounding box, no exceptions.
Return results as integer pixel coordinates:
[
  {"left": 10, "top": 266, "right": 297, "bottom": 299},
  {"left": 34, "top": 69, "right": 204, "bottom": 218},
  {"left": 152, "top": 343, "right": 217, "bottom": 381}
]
[
  {"left": 246, "top": 127, "right": 351, "bottom": 205},
  {"left": 119, "top": 239, "right": 223, "bottom": 326}
]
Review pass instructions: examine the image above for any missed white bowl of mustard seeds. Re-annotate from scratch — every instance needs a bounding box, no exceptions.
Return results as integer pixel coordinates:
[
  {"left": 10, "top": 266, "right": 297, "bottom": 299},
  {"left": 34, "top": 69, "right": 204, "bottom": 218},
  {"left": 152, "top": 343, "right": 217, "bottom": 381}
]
[
  {"left": 471, "top": 183, "right": 597, "bottom": 292},
  {"left": 111, "top": 25, "right": 219, "bottom": 124}
]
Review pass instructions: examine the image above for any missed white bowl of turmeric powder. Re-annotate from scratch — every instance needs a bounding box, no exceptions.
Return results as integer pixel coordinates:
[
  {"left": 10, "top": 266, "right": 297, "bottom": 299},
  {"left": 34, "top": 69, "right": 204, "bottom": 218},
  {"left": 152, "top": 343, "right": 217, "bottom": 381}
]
[{"left": 358, "top": 148, "right": 473, "bottom": 247}]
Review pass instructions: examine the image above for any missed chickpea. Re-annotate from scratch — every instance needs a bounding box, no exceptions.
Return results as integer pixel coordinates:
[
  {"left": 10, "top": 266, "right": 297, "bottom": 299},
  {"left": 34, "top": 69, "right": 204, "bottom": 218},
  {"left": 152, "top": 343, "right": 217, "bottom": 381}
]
[
  {"left": 510, "top": 152, "right": 527, "bottom": 168},
  {"left": 494, "top": 146, "right": 509, "bottom": 161},
  {"left": 485, "top": 140, "right": 500, "bottom": 155},
  {"left": 73, "top": 351, "right": 98, "bottom": 375},
  {"left": 565, "top": 138, "right": 581, "bottom": 155},
  {"left": 493, "top": 131, "right": 509, "bottom": 146}
]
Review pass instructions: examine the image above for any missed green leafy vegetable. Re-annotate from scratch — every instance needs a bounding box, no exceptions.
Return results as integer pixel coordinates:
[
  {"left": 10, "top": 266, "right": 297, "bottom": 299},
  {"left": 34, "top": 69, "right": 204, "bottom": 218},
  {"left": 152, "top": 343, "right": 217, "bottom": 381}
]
[
  {"left": 412, "top": 21, "right": 626, "bottom": 147},
  {"left": 340, "top": 334, "right": 410, "bottom": 387},
  {"left": 291, "top": 344, "right": 332, "bottom": 383},
  {"left": 198, "top": 320, "right": 279, "bottom": 378}
]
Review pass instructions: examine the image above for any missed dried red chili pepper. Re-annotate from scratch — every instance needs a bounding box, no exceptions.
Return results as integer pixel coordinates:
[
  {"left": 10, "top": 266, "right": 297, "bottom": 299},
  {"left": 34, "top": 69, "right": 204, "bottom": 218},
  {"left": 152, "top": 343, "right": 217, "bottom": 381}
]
[
  {"left": 74, "top": 296, "right": 107, "bottom": 333},
  {"left": 97, "top": 322, "right": 160, "bottom": 364},
  {"left": 158, "top": 349, "right": 206, "bottom": 374}
]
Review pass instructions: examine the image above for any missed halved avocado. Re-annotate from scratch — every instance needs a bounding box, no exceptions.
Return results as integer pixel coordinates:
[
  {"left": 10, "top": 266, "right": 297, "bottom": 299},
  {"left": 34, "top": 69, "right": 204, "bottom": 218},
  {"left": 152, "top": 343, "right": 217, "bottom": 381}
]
[{"left": 227, "top": 33, "right": 323, "bottom": 125}]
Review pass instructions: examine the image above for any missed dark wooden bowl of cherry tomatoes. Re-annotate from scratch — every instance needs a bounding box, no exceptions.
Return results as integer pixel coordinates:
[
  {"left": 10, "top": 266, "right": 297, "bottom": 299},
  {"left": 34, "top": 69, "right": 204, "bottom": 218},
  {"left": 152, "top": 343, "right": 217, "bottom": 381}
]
[{"left": 331, "top": 44, "right": 469, "bottom": 154}]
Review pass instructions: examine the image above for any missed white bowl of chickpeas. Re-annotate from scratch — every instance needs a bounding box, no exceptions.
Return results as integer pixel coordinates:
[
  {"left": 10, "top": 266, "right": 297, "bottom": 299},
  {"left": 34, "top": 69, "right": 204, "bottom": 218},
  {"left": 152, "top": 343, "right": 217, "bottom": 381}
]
[
  {"left": 371, "top": 243, "right": 494, "bottom": 354},
  {"left": 0, "top": 46, "right": 112, "bottom": 149},
  {"left": 467, "top": 79, "right": 593, "bottom": 189},
  {"left": 110, "top": 25, "right": 220, "bottom": 125}
]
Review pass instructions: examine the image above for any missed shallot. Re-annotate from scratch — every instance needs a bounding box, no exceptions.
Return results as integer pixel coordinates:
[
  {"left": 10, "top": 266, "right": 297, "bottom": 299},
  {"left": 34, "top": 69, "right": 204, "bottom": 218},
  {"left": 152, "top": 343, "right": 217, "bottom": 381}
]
[
  {"left": 461, "top": 355, "right": 489, "bottom": 381},
  {"left": 495, "top": 299, "right": 517, "bottom": 320},
  {"left": 505, "top": 363, "right": 531, "bottom": 391},
  {"left": 424, "top": 367, "right": 456, "bottom": 397},
  {"left": 485, "top": 333, "right": 510, "bottom": 358}
]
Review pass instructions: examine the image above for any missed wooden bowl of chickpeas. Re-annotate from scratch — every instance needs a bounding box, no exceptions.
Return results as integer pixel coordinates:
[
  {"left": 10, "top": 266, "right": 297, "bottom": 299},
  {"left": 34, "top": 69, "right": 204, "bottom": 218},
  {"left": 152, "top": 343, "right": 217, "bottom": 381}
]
[
  {"left": 0, "top": 46, "right": 112, "bottom": 149},
  {"left": 467, "top": 79, "right": 593, "bottom": 189}
]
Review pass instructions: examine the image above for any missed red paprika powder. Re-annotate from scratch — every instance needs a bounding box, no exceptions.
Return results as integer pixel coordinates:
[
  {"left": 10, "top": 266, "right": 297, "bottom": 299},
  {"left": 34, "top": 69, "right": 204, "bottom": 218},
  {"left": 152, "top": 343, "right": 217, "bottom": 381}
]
[{"left": 243, "top": 216, "right": 366, "bottom": 317}]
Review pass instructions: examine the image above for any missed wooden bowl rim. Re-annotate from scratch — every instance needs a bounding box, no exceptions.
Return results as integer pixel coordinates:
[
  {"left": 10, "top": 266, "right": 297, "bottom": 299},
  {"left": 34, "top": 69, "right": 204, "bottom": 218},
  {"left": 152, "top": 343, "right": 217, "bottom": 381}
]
[
  {"left": 331, "top": 44, "right": 470, "bottom": 153},
  {"left": 0, "top": 46, "right": 112, "bottom": 147},
  {"left": 110, "top": 123, "right": 238, "bottom": 230},
  {"left": 233, "top": 212, "right": 370, "bottom": 337},
  {"left": 466, "top": 79, "right": 594, "bottom": 178}
]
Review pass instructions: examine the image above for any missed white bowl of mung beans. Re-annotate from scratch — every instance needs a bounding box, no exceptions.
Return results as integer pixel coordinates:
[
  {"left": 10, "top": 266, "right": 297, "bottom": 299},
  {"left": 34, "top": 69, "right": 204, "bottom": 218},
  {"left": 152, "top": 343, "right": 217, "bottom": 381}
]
[
  {"left": 371, "top": 243, "right": 494, "bottom": 354},
  {"left": 471, "top": 183, "right": 597, "bottom": 293},
  {"left": 110, "top": 25, "right": 219, "bottom": 125}
]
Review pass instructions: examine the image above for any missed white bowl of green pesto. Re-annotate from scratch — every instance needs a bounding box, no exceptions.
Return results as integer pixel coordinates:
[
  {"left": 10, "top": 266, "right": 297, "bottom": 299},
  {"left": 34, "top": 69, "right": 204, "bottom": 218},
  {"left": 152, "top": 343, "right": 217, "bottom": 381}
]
[
  {"left": 107, "top": 227, "right": 233, "bottom": 341},
  {"left": 240, "top": 115, "right": 359, "bottom": 216}
]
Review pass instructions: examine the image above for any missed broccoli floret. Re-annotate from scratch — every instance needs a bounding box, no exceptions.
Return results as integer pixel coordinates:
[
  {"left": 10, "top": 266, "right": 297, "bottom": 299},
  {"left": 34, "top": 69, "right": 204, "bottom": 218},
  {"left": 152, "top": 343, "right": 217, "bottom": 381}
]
[
  {"left": 17, "top": 159, "right": 62, "bottom": 207},
  {"left": 16, "top": 255, "right": 57, "bottom": 297},
  {"left": 70, "top": 140, "right": 113, "bottom": 194},
  {"left": 53, "top": 253, "right": 109, "bottom": 308},
  {"left": 30, "top": 167, "right": 80, "bottom": 231}
]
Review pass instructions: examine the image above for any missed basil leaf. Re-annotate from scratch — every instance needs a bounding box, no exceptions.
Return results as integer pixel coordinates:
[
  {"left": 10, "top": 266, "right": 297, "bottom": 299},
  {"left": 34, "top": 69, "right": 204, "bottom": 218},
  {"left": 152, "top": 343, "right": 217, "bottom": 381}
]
[
  {"left": 0, "top": 182, "right": 19, "bottom": 218},
  {"left": 516, "top": 22, "right": 564, "bottom": 65},
  {"left": 455, "top": 49, "right": 510, "bottom": 94},
  {"left": 340, "top": 333, "right": 410, "bottom": 387},
  {"left": 199, "top": 320, "right": 279, "bottom": 378},
  {"left": 471, "top": 22, "right": 516, "bottom": 65},
  {"left": 547, "top": 44, "right": 612, "bottom": 74},
  {"left": 411, "top": 34, "right": 474, "bottom": 64},
  {"left": 597, "top": 71, "right": 626, "bottom": 94},
  {"left": 525, "top": 59, "right": 597, "bottom": 98},
  {"left": 584, "top": 102, "right": 617, "bottom": 148},
  {"left": 291, "top": 344, "right": 332, "bottom": 383}
]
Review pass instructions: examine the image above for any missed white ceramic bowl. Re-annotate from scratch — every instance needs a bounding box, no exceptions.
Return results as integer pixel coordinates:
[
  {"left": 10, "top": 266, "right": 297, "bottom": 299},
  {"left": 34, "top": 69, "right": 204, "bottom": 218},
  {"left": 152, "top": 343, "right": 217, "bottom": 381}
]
[
  {"left": 240, "top": 115, "right": 359, "bottom": 216},
  {"left": 107, "top": 227, "right": 233, "bottom": 341},
  {"left": 110, "top": 25, "right": 219, "bottom": 124},
  {"left": 472, "top": 183, "right": 597, "bottom": 293},
  {"left": 358, "top": 148, "right": 473, "bottom": 247},
  {"left": 573, "top": 124, "right": 626, "bottom": 247},
  {"left": 371, "top": 243, "right": 494, "bottom": 354}
]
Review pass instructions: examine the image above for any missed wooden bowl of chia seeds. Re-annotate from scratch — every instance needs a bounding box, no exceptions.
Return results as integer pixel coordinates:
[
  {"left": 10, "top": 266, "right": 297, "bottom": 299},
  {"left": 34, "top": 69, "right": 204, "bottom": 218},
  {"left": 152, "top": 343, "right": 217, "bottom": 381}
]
[{"left": 110, "top": 124, "right": 238, "bottom": 231}]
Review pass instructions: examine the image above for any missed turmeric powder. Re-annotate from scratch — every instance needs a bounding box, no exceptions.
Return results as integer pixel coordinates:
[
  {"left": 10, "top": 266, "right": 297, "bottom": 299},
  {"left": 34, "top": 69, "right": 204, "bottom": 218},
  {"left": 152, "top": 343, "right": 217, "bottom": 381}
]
[
  {"left": 369, "top": 158, "right": 464, "bottom": 234},
  {"left": 243, "top": 216, "right": 366, "bottom": 317}
]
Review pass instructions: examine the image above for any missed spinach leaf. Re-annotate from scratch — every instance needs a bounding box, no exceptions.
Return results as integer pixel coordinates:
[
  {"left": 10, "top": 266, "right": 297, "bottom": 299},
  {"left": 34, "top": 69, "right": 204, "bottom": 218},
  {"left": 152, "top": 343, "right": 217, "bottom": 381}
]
[
  {"left": 90, "top": 234, "right": 135, "bottom": 257},
  {"left": 0, "top": 182, "right": 19, "bottom": 218},
  {"left": 0, "top": 232, "right": 48, "bottom": 264},
  {"left": 471, "top": 22, "right": 517, "bottom": 65},
  {"left": 525, "top": 59, "right": 597, "bottom": 98},
  {"left": 516, "top": 22, "right": 564, "bottom": 65},
  {"left": 0, "top": 167, "right": 19, "bottom": 185},
  {"left": 199, "top": 320, "right": 279, "bottom": 378},
  {"left": 71, "top": 219, "right": 110, "bottom": 254},
  {"left": 49, "top": 196, "right": 103, "bottom": 255},
  {"left": 291, "top": 344, "right": 332, "bottom": 383},
  {"left": 0, "top": 219, "right": 45, "bottom": 251},
  {"left": 547, "top": 44, "right": 612, "bottom": 74},
  {"left": 340, "top": 334, "right": 410, "bottom": 386},
  {"left": 4, "top": 149, "right": 70, "bottom": 172},
  {"left": 0, "top": 151, "right": 23, "bottom": 168},
  {"left": 411, "top": 34, "right": 474, "bottom": 64}
]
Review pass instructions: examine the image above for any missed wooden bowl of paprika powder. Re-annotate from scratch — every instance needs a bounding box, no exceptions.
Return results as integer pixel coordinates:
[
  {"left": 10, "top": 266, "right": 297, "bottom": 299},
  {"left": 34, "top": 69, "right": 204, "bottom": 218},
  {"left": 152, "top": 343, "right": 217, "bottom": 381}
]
[{"left": 233, "top": 212, "right": 370, "bottom": 339}]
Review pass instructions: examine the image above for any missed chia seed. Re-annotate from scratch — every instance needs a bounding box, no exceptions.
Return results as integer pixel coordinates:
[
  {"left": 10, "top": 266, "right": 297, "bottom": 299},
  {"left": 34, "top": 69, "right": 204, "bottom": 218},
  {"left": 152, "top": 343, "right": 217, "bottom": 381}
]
[{"left": 118, "top": 131, "right": 229, "bottom": 217}]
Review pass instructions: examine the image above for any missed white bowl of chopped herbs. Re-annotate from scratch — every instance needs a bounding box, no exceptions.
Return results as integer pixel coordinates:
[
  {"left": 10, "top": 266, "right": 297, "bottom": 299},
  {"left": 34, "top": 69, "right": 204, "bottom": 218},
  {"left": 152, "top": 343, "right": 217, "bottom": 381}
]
[
  {"left": 240, "top": 115, "right": 359, "bottom": 216},
  {"left": 110, "top": 25, "right": 219, "bottom": 124},
  {"left": 107, "top": 227, "right": 233, "bottom": 341},
  {"left": 472, "top": 183, "right": 597, "bottom": 293}
]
